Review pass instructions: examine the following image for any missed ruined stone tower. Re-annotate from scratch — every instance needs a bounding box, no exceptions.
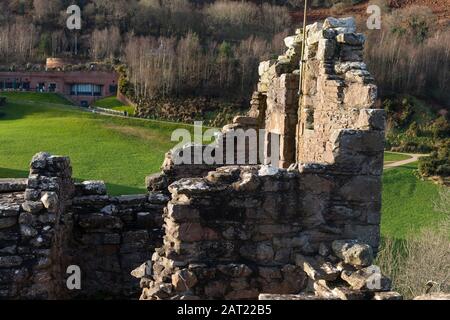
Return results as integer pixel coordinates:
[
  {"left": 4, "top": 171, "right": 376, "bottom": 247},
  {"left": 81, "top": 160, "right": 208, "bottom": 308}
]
[
  {"left": 249, "top": 17, "right": 380, "bottom": 169},
  {"left": 138, "top": 17, "right": 388, "bottom": 300}
]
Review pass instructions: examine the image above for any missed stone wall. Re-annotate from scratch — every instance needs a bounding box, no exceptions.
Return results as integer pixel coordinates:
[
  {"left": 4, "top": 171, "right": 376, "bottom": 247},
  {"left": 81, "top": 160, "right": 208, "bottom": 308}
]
[
  {"left": 69, "top": 183, "right": 165, "bottom": 298},
  {"left": 296, "top": 18, "right": 379, "bottom": 165},
  {"left": 139, "top": 157, "right": 384, "bottom": 300},
  {"left": 137, "top": 17, "right": 388, "bottom": 300},
  {"left": 0, "top": 153, "right": 74, "bottom": 299},
  {"left": 0, "top": 153, "right": 165, "bottom": 299},
  {"left": 252, "top": 17, "right": 382, "bottom": 169}
]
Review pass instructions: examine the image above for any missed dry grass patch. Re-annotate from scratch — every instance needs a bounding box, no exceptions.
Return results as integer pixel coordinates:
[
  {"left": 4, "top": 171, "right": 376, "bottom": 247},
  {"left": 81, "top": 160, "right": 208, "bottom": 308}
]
[{"left": 377, "top": 189, "right": 450, "bottom": 299}]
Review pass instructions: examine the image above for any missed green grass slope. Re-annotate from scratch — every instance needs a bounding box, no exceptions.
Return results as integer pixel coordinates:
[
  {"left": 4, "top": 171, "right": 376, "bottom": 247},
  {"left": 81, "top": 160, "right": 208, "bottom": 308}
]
[
  {"left": 0, "top": 93, "right": 187, "bottom": 195},
  {"left": 381, "top": 162, "right": 445, "bottom": 239},
  {"left": 384, "top": 152, "right": 411, "bottom": 163},
  {"left": 2, "top": 92, "right": 73, "bottom": 105}
]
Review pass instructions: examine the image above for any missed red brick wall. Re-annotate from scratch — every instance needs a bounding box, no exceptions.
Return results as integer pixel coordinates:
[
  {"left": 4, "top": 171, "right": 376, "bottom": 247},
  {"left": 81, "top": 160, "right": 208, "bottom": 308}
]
[{"left": 0, "top": 71, "right": 119, "bottom": 105}]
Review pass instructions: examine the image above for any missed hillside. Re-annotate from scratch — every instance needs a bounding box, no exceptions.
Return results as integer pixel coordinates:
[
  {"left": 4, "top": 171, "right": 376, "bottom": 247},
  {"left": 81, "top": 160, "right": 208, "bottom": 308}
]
[{"left": 292, "top": 0, "right": 449, "bottom": 26}]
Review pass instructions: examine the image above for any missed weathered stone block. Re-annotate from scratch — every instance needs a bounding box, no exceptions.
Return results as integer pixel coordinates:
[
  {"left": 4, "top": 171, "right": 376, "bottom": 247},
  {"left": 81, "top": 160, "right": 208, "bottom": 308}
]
[
  {"left": 323, "top": 17, "right": 356, "bottom": 32},
  {"left": 103, "top": 233, "right": 121, "bottom": 245},
  {"left": 343, "top": 225, "right": 380, "bottom": 249},
  {"left": 0, "top": 204, "right": 20, "bottom": 217},
  {"left": 0, "top": 256, "right": 23, "bottom": 268},
  {"left": 317, "top": 39, "right": 336, "bottom": 61},
  {"left": 204, "top": 281, "right": 227, "bottom": 298},
  {"left": 0, "top": 217, "right": 16, "bottom": 229},
  {"left": 295, "top": 254, "right": 340, "bottom": 281},
  {"left": 332, "top": 240, "right": 374, "bottom": 267},
  {"left": 338, "top": 175, "right": 382, "bottom": 202},
  {"left": 78, "top": 214, "right": 124, "bottom": 230},
  {"left": 40, "top": 192, "right": 59, "bottom": 213},
  {"left": 172, "top": 269, "right": 198, "bottom": 292},
  {"left": 81, "top": 181, "right": 107, "bottom": 195},
  {"left": 0, "top": 179, "right": 27, "bottom": 193},
  {"left": 148, "top": 192, "right": 170, "bottom": 204},
  {"left": 30, "top": 152, "right": 50, "bottom": 170},
  {"left": 217, "top": 264, "right": 253, "bottom": 278},
  {"left": 22, "top": 201, "right": 44, "bottom": 214},
  {"left": 336, "top": 33, "right": 365, "bottom": 46},
  {"left": 166, "top": 219, "right": 219, "bottom": 242},
  {"left": 116, "top": 194, "right": 147, "bottom": 205},
  {"left": 344, "top": 82, "right": 377, "bottom": 108},
  {"left": 356, "top": 109, "right": 386, "bottom": 131},
  {"left": 146, "top": 173, "right": 168, "bottom": 192},
  {"left": 167, "top": 203, "right": 199, "bottom": 222},
  {"left": 339, "top": 45, "right": 363, "bottom": 61},
  {"left": 331, "top": 286, "right": 367, "bottom": 300},
  {"left": 256, "top": 242, "right": 274, "bottom": 263}
]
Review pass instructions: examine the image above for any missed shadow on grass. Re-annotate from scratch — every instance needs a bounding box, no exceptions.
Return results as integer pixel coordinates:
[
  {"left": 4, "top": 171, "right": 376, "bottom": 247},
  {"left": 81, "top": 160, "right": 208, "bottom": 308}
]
[
  {"left": 71, "top": 177, "right": 146, "bottom": 196},
  {"left": 0, "top": 102, "right": 53, "bottom": 121},
  {"left": 0, "top": 168, "right": 145, "bottom": 196},
  {"left": 105, "top": 183, "right": 146, "bottom": 196},
  {"left": 0, "top": 167, "right": 29, "bottom": 179}
]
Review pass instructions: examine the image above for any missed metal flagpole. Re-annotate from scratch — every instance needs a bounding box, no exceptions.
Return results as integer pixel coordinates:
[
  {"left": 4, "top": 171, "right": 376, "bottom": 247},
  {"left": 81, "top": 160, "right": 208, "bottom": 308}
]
[
  {"left": 75, "top": 34, "right": 78, "bottom": 55},
  {"left": 297, "top": 0, "right": 308, "bottom": 163}
]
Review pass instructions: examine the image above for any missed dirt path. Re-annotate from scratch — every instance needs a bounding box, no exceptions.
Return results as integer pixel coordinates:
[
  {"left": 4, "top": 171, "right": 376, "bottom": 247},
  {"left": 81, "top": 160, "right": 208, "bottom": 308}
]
[{"left": 384, "top": 152, "right": 429, "bottom": 169}]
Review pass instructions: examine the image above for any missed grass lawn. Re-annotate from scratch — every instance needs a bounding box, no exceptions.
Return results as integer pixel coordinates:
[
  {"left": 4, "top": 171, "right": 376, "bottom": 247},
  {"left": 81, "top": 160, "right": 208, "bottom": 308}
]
[
  {"left": 93, "top": 96, "right": 135, "bottom": 116},
  {"left": 2, "top": 92, "right": 73, "bottom": 105},
  {"left": 381, "top": 162, "right": 445, "bottom": 239},
  {"left": 384, "top": 151, "right": 411, "bottom": 164},
  {"left": 0, "top": 92, "right": 189, "bottom": 195}
]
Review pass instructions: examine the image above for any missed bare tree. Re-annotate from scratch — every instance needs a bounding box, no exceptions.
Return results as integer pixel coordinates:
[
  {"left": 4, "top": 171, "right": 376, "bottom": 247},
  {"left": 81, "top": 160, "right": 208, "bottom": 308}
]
[{"left": 90, "top": 27, "right": 122, "bottom": 60}]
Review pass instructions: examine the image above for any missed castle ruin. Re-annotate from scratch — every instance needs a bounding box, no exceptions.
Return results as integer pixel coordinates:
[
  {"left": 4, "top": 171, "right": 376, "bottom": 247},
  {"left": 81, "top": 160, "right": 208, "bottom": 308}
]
[{"left": 0, "top": 17, "right": 400, "bottom": 300}]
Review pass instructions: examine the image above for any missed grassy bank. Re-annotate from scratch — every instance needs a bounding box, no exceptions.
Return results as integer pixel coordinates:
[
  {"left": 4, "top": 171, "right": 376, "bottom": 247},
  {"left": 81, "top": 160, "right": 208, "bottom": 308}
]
[
  {"left": 381, "top": 162, "right": 445, "bottom": 239},
  {"left": 384, "top": 151, "right": 411, "bottom": 164},
  {"left": 93, "top": 96, "right": 135, "bottom": 116},
  {"left": 0, "top": 92, "right": 185, "bottom": 195}
]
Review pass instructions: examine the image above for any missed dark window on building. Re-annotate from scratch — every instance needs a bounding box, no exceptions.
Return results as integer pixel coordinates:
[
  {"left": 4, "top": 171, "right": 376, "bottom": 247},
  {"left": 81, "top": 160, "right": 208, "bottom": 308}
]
[
  {"left": 109, "top": 85, "right": 118, "bottom": 94},
  {"left": 71, "top": 84, "right": 102, "bottom": 96}
]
